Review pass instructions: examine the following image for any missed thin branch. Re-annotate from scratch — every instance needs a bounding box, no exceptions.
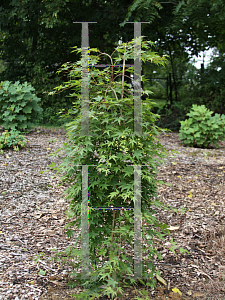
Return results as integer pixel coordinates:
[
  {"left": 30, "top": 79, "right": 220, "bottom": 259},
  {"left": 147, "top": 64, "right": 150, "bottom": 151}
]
[
  {"left": 109, "top": 86, "right": 119, "bottom": 102},
  {"left": 97, "top": 52, "right": 114, "bottom": 82},
  {"left": 121, "top": 55, "right": 126, "bottom": 100},
  {"left": 113, "top": 73, "right": 133, "bottom": 83}
]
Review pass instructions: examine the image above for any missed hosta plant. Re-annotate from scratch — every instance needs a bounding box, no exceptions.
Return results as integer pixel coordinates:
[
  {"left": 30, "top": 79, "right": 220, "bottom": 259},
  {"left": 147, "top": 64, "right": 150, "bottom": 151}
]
[
  {"left": 0, "top": 80, "right": 43, "bottom": 130},
  {"left": 48, "top": 38, "right": 184, "bottom": 299},
  {"left": 179, "top": 104, "right": 225, "bottom": 148},
  {"left": 0, "top": 129, "right": 27, "bottom": 153}
]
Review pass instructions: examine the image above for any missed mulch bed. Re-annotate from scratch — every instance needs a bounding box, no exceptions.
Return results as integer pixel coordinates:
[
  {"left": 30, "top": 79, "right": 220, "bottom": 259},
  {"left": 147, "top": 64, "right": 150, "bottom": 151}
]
[{"left": 0, "top": 127, "right": 225, "bottom": 300}]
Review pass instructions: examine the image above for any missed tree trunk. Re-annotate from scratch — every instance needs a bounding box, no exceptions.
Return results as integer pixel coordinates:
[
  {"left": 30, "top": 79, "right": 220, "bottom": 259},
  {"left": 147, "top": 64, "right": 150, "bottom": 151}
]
[{"left": 168, "top": 44, "right": 178, "bottom": 103}]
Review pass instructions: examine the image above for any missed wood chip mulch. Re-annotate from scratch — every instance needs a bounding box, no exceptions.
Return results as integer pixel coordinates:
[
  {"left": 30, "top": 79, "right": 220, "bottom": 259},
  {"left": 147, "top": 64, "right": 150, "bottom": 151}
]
[{"left": 0, "top": 127, "right": 225, "bottom": 300}]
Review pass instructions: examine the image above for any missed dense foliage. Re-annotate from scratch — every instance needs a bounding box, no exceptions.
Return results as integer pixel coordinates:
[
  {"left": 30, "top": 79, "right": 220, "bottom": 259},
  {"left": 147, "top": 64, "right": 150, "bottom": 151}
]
[
  {"left": 0, "top": 0, "right": 134, "bottom": 124},
  {"left": 187, "top": 50, "right": 225, "bottom": 115},
  {"left": 179, "top": 104, "right": 225, "bottom": 148},
  {"left": 0, "top": 129, "right": 27, "bottom": 153},
  {"left": 0, "top": 81, "right": 42, "bottom": 130},
  {"left": 1, "top": 0, "right": 225, "bottom": 127},
  {"left": 48, "top": 38, "right": 181, "bottom": 299}
]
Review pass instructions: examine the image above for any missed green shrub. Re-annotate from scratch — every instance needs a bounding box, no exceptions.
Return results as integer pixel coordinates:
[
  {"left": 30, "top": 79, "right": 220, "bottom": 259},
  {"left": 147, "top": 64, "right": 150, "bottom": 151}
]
[
  {"left": 0, "top": 129, "right": 27, "bottom": 153},
  {"left": 179, "top": 104, "right": 225, "bottom": 148},
  {"left": 0, "top": 80, "right": 43, "bottom": 130},
  {"left": 46, "top": 38, "right": 187, "bottom": 299}
]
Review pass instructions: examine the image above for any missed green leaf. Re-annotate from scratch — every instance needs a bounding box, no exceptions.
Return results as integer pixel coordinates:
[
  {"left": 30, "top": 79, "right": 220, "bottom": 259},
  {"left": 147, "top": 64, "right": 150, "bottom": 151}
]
[
  {"left": 38, "top": 269, "right": 46, "bottom": 275},
  {"left": 16, "top": 115, "right": 27, "bottom": 121},
  {"left": 23, "top": 106, "right": 33, "bottom": 114},
  {"left": 14, "top": 106, "right": 23, "bottom": 113},
  {"left": 7, "top": 115, "right": 16, "bottom": 121},
  {"left": 156, "top": 272, "right": 167, "bottom": 286},
  {"left": 39, "top": 38, "right": 170, "bottom": 296}
]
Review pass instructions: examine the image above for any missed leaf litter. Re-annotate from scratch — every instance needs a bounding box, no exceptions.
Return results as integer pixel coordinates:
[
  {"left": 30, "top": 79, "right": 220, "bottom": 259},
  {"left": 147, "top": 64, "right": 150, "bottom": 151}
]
[{"left": 0, "top": 127, "right": 225, "bottom": 299}]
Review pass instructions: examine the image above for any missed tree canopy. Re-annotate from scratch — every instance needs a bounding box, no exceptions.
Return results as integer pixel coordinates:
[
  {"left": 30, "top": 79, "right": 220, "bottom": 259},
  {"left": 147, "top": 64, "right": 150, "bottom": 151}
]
[{"left": 0, "top": 0, "right": 224, "bottom": 124}]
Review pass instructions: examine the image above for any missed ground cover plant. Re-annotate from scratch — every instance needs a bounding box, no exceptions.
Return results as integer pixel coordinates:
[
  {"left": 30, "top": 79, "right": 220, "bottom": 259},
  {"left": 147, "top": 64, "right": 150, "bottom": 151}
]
[
  {"left": 0, "top": 80, "right": 43, "bottom": 130},
  {"left": 0, "top": 129, "right": 27, "bottom": 153},
  {"left": 45, "top": 37, "right": 184, "bottom": 299}
]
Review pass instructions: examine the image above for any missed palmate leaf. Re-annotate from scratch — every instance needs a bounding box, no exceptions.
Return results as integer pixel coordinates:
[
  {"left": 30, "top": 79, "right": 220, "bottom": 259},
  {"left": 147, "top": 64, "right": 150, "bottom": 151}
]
[
  {"left": 18, "top": 123, "right": 27, "bottom": 129},
  {"left": 7, "top": 115, "right": 16, "bottom": 121},
  {"left": 14, "top": 106, "right": 23, "bottom": 113},
  {"left": 2, "top": 110, "right": 10, "bottom": 117},
  {"left": 22, "top": 94, "right": 32, "bottom": 101},
  {"left": 23, "top": 106, "right": 33, "bottom": 113},
  {"left": 46, "top": 38, "right": 171, "bottom": 300},
  {"left": 20, "top": 101, "right": 27, "bottom": 107},
  {"left": 0, "top": 81, "right": 42, "bottom": 130},
  {"left": 179, "top": 104, "right": 225, "bottom": 148},
  {"left": 16, "top": 115, "right": 27, "bottom": 121}
]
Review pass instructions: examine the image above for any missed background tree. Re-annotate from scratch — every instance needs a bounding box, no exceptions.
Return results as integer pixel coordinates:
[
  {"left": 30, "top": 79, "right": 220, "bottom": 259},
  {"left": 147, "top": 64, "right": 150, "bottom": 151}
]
[
  {"left": 121, "top": 0, "right": 225, "bottom": 129},
  {"left": 0, "top": 0, "right": 134, "bottom": 125},
  {"left": 1, "top": 0, "right": 225, "bottom": 128}
]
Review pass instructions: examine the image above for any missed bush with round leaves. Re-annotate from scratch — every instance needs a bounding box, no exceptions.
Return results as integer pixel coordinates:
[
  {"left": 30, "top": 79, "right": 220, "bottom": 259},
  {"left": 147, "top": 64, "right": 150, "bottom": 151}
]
[
  {"left": 0, "top": 129, "right": 27, "bottom": 153},
  {"left": 179, "top": 104, "right": 225, "bottom": 148},
  {"left": 0, "top": 80, "right": 43, "bottom": 130}
]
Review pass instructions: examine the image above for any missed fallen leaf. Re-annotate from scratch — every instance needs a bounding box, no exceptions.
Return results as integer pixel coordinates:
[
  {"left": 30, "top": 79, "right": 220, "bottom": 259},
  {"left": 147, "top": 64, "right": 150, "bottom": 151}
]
[
  {"left": 156, "top": 273, "right": 167, "bottom": 286},
  {"left": 39, "top": 269, "right": 46, "bottom": 275},
  {"left": 172, "top": 287, "right": 182, "bottom": 295},
  {"left": 167, "top": 225, "right": 180, "bottom": 231},
  {"left": 188, "top": 192, "right": 193, "bottom": 198}
]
